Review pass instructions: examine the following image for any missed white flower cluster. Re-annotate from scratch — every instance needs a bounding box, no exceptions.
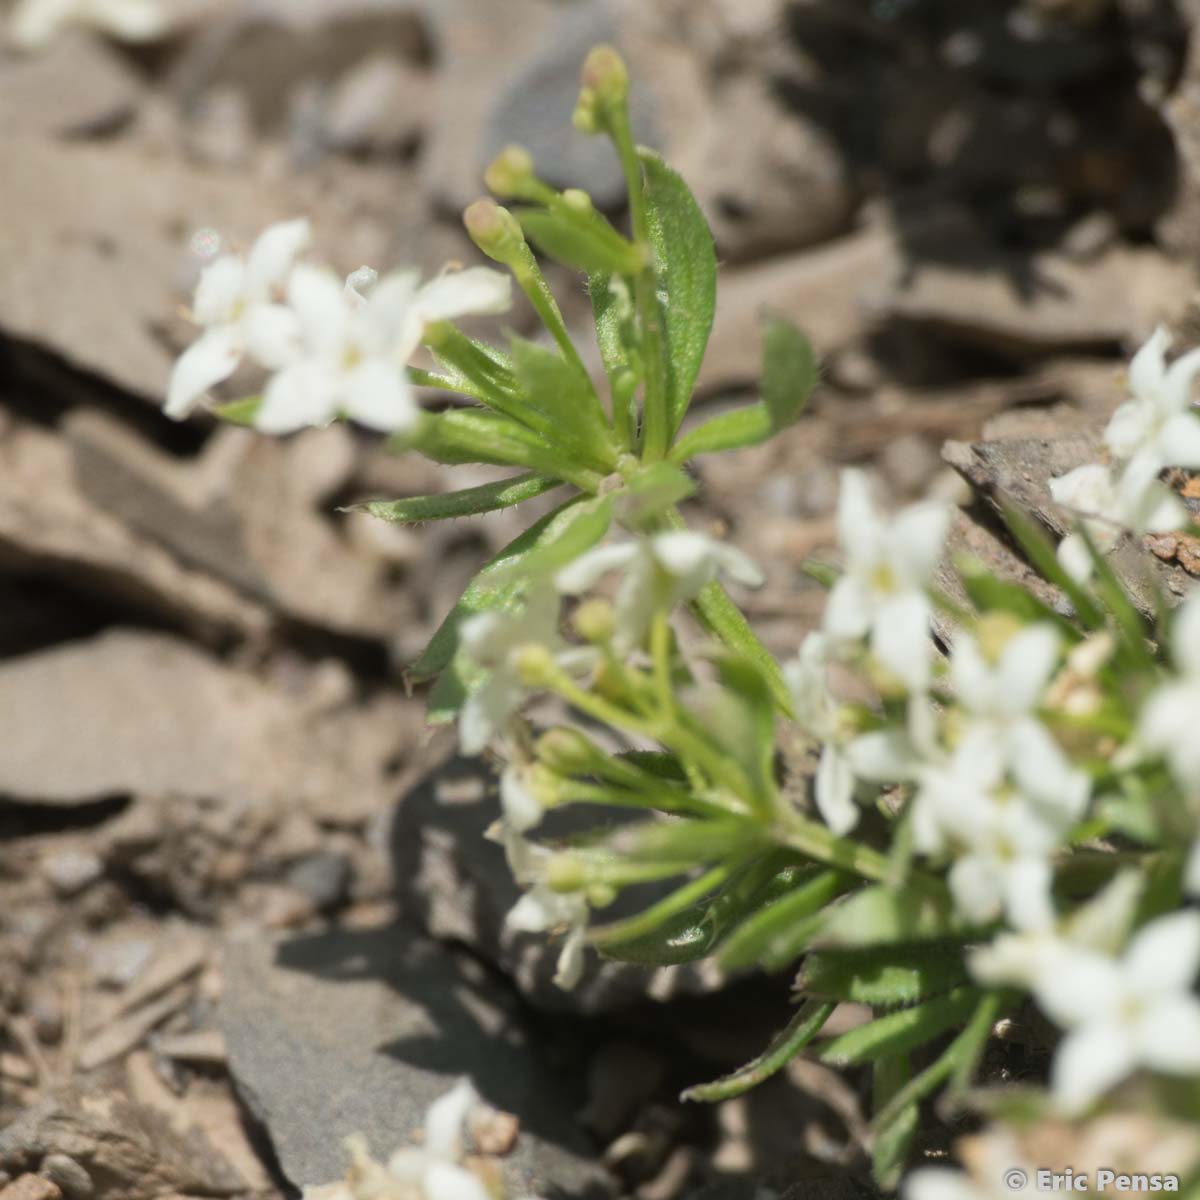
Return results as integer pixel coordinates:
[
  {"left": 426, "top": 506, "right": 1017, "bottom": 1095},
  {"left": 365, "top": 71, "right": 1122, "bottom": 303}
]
[
  {"left": 304, "top": 1078, "right": 506, "bottom": 1200},
  {"left": 790, "top": 464, "right": 1200, "bottom": 1114},
  {"left": 164, "top": 219, "right": 512, "bottom": 435},
  {"left": 9, "top": 0, "right": 166, "bottom": 49},
  {"left": 1049, "top": 327, "right": 1200, "bottom": 581}
]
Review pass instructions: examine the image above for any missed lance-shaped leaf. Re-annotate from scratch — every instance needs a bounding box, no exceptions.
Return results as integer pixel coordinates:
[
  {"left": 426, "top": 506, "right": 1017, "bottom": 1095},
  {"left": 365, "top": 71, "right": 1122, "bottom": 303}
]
[
  {"left": 617, "top": 461, "right": 697, "bottom": 527},
  {"left": 351, "top": 473, "right": 563, "bottom": 524},
  {"left": 798, "top": 944, "right": 970, "bottom": 1007},
  {"left": 815, "top": 883, "right": 961, "bottom": 947},
  {"left": 212, "top": 396, "right": 261, "bottom": 425},
  {"left": 517, "top": 208, "right": 645, "bottom": 276},
  {"left": 681, "top": 1000, "right": 836, "bottom": 1102},
  {"left": 817, "top": 987, "right": 981, "bottom": 1066},
  {"left": 761, "top": 316, "right": 819, "bottom": 430},
  {"left": 589, "top": 272, "right": 638, "bottom": 386},
  {"left": 669, "top": 405, "right": 774, "bottom": 462},
  {"left": 872, "top": 1098, "right": 919, "bottom": 1190},
  {"left": 412, "top": 493, "right": 613, "bottom": 687},
  {"left": 640, "top": 150, "right": 717, "bottom": 434}
]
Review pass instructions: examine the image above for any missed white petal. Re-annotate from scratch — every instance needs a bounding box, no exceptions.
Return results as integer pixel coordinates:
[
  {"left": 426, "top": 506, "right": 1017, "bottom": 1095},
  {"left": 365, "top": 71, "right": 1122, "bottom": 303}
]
[
  {"left": 712, "top": 542, "right": 767, "bottom": 589},
  {"left": 554, "top": 924, "right": 588, "bottom": 990},
  {"left": 9, "top": 0, "right": 72, "bottom": 47},
  {"left": 1160, "top": 344, "right": 1200, "bottom": 416},
  {"left": 1125, "top": 911, "right": 1200, "bottom": 995},
  {"left": 244, "top": 218, "right": 311, "bottom": 300},
  {"left": 1002, "top": 858, "right": 1056, "bottom": 932},
  {"left": 1128, "top": 325, "right": 1170, "bottom": 402},
  {"left": 422, "top": 1078, "right": 478, "bottom": 1161},
  {"left": 836, "top": 469, "right": 881, "bottom": 561},
  {"left": 1104, "top": 399, "right": 1156, "bottom": 460},
  {"left": 890, "top": 500, "right": 951, "bottom": 586},
  {"left": 949, "top": 634, "right": 993, "bottom": 715},
  {"left": 416, "top": 267, "right": 513, "bottom": 322},
  {"left": 242, "top": 303, "right": 303, "bottom": 370},
  {"left": 612, "top": 558, "right": 659, "bottom": 653},
  {"left": 1056, "top": 532, "right": 1095, "bottom": 584},
  {"left": 872, "top": 591, "right": 932, "bottom": 690},
  {"left": 1116, "top": 456, "right": 1185, "bottom": 534},
  {"left": 1137, "top": 996, "right": 1200, "bottom": 1075},
  {"left": 903, "top": 1167, "right": 983, "bottom": 1200},
  {"left": 505, "top": 889, "right": 556, "bottom": 934},
  {"left": 1051, "top": 1023, "right": 1137, "bottom": 1115},
  {"left": 1155, "top": 412, "right": 1200, "bottom": 469},
  {"left": 1184, "top": 838, "right": 1200, "bottom": 900},
  {"left": 343, "top": 360, "right": 418, "bottom": 432},
  {"left": 1007, "top": 719, "right": 1089, "bottom": 822},
  {"left": 422, "top": 1163, "right": 493, "bottom": 1200},
  {"left": 255, "top": 362, "right": 337, "bottom": 434},
  {"left": 164, "top": 326, "right": 242, "bottom": 419},
  {"left": 1173, "top": 591, "right": 1200, "bottom": 669},
  {"left": 287, "top": 263, "right": 352, "bottom": 356},
  {"left": 192, "top": 255, "right": 246, "bottom": 327},
  {"left": 554, "top": 542, "right": 639, "bottom": 594},
  {"left": 1034, "top": 951, "right": 1123, "bottom": 1028},
  {"left": 815, "top": 745, "right": 858, "bottom": 834},
  {"left": 823, "top": 575, "right": 873, "bottom": 642},
  {"left": 1049, "top": 463, "right": 1115, "bottom": 514},
  {"left": 651, "top": 531, "right": 720, "bottom": 590},
  {"left": 363, "top": 270, "right": 421, "bottom": 357},
  {"left": 998, "top": 625, "right": 1060, "bottom": 713},
  {"left": 458, "top": 673, "right": 523, "bottom": 756},
  {"left": 949, "top": 857, "right": 1002, "bottom": 925},
  {"left": 344, "top": 265, "right": 378, "bottom": 304},
  {"left": 93, "top": 0, "right": 169, "bottom": 40},
  {"left": 500, "top": 766, "right": 543, "bottom": 833},
  {"left": 845, "top": 730, "right": 922, "bottom": 781}
]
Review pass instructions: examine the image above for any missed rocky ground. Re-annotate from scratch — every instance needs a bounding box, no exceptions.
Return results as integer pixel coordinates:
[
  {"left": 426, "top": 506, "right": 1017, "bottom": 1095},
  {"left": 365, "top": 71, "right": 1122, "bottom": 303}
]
[{"left": 4, "top": 1, "right": 1200, "bottom": 1198}]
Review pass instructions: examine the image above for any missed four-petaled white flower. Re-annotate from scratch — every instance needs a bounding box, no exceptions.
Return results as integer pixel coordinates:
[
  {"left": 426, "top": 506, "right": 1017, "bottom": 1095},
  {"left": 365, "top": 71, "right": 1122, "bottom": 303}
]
[
  {"left": 1105, "top": 325, "right": 1200, "bottom": 475},
  {"left": 256, "top": 263, "right": 511, "bottom": 435},
  {"left": 555, "top": 531, "right": 764, "bottom": 653},
  {"left": 386, "top": 1078, "right": 492, "bottom": 1200},
  {"left": 1139, "top": 590, "right": 1200, "bottom": 791},
  {"left": 1028, "top": 911, "right": 1200, "bottom": 1114},
  {"left": 166, "top": 219, "right": 312, "bottom": 421},
  {"left": 949, "top": 625, "right": 1089, "bottom": 824},
  {"left": 501, "top": 830, "right": 590, "bottom": 990},
  {"left": 824, "top": 469, "right": 951, "bottom": 690},
  {"left": 10, "top": 0, "right": 167, "bottom": 49}
]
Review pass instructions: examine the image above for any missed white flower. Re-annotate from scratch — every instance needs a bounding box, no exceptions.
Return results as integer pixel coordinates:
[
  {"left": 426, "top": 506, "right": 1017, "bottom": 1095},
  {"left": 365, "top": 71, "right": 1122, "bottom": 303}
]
[
  {"left": 950, "top": 626, "right": 1089, "bottom": 825},
  {"left": 166, "top": 219, "right": 311, "bottom": 420},
  {"left": 457, "top": 588, "right": 593, "bottom": 756},
  {"left": 387, "top": 1079, "right": 492, "bottom": 1200},
  {"left": 914, "top": 738, "right": 1060, "bottom": 931},
  {"left": 555, "top": 531, "right": 764, "bottom": 653},
  {"left": 1031, "top": 912, "right": 1200, "bottom": 1114},
  {"left": 1139, "top": 590, "right": 1200, "bottom": 791},
  {"left": 1049, "top": 457, "right": 1186, "bottom": 582},
  {"left": 1104, "top": 325, "right": 1200, "bottom": 474},
  {"left": 10, "top": 0, "right": 167, "bottom": 48},
  {"left": 499, "top": 763, "right": 544, "bottom": 833},
  {"left": 824, "top": 469, "right": 951, "bottom": 690},
  {"left": 501, "top": 831, "right": 589, "bottom": 990}
]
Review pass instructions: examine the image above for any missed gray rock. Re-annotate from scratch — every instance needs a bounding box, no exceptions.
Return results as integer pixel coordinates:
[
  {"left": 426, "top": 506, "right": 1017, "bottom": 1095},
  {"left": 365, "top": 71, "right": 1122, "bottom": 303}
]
[
  {"left": 40, "top": 851, "right": 103, "bottom": 898},
  {"left": 219, "top": 928, "right": 613, "bottom": 1196},
  {"left": 286, "top": 852, "right": 353, "bottom": 913},
  {"left": 390, "top": 756, "right": 727, "bottom": 1015}
]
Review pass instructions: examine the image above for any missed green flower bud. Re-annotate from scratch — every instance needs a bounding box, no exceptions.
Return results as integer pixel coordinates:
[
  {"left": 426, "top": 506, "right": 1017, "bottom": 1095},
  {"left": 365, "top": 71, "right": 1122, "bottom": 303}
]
[
  {"left": 572, "top": 598, "right": 615, "bottom": 644},
  {"left": 587, "top": 882, "right": 618, "bottom": 909},
  {"left": 562, "top": 188, "right": 594, "bottom": 215},
  {"left": 546, "top": 853, "right": 588, "bottom": 893},
  {"left": 536, "top": 727, "right": 600, "bottom": 774},
  {"left": 463, "top": 198, "right": 527, "bottom": 266},
  {"left": 484, "top": 145, "right": 536, "bottom": 198},
  {"left": 580, "top": 44, "right": 629, "bottom": 106},
  {"left": 512, "top": 643, "right": 558, "bottom": 687},
  {"left": 572, "top": 88, "right": 600, "bottom": 134}
]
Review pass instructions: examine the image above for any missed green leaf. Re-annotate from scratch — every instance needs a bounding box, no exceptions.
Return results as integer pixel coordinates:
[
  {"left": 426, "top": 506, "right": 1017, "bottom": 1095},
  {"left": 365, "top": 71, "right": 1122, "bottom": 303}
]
[
  {"left": 508, "top": 336, "right": 616, "bottom": 468},
  {"left": 681, "top": 1000, "right": 836, "bottom": 1102},
  {"left": 351, "top": 473, "right": 562, "bottom": 523},
  {"left": 517, "top": 208, "right": 644, "bottom": 276},
  {"left": 668, "top": 405, "right": 774, "bottom": 462},
  {"left": 589, "top": 272, "right": 638, "bottom": 385},
  {"left": 719, "top": 870, "right": 853, "bottom": 970},
  {"left": 403, "top": 409, "right": 601, "bottom": 491},
  {"left": 411, "top": 494, "right": 611, "bottom": 684},
  {"left": 640, "top": 150, "right": 717, "bottom": 434},
  {"left": 955, "top": 554, "right": 1076, "bottom": 634},
  {"left": 617, "top": 462, "right": 697, "bottom": 527},
  {"left": 818, "top": 987, "right": 981, "bottom": 1066},
  {"left": 872, "top": 1100, "right": 919, "bottom": 1190},
  {"left": 211, "top": 396, "right": 261, "bottom": 425},
  {"left": 799, "top": 944, "right": 970, "bottom": 1007},
  {"left": 816, "top": 884, "right": 962, "bottom": 947},
  {"left": 690, "top": 581, "right": 794, "bottom": 715},
  {"left": 604, "top": 817, "right": 764, "bottom": 865},
  {"left": 1001, "top": 502, "right": 1105, "bottom": 629},
  {"left": 761, "top": 316, "right": 819, "bottom": 431}
]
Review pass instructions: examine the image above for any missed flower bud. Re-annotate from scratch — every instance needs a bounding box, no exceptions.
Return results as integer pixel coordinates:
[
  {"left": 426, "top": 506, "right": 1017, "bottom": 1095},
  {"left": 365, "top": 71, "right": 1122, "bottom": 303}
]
[
  {"left": 513, "top": 643, "right": 558, "bottom": 687},
  {"left": 536, "top": 727, "right": 600, "bottom": 774},
  {"left": 463, "top": 198, "right": 527, "bottom": 266},
  {"left": 572, "top": 89, "right": 600, "bottom": 134},
  {"left": 484, "top": 145, "right": 536, "bottom": 198},
  {"left": 580, "top": 44, "right": 629, "bottom": 106},
  {"left": 546, "top": 853, "right": 588, "bottom": 893},
  {"left": 562, "top": 189, "right": 594, "bottom": 215},
  {"left": 572, "top": 598, "right": 615, "bottom": 643},
  {"left": 587, "top": 882, "right": 617, "bottom": 908}
]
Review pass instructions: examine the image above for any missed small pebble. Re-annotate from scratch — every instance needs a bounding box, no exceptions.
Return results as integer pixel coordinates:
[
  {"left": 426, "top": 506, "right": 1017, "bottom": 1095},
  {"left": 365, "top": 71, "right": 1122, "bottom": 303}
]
[
  {"left": 286, "top": 852, "right": 353, "bottom": 914},
  {"left": 41, "top": 850, "right": 102, "bottom": 897},
  {"left": 39, "top": 1157, "right": 91, "bottom": 1200}
]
